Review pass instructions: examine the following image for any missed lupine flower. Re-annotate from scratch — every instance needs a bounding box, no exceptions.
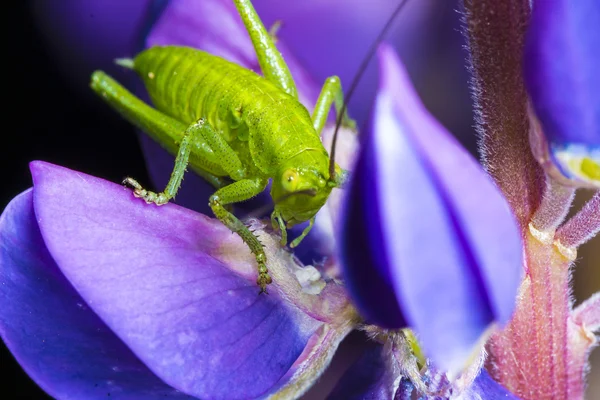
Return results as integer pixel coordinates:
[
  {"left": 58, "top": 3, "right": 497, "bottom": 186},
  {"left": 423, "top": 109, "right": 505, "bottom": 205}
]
[
  {"left": 338, "top": 42, "right": 522, "bottom": 382},
  {"left": 3, "top": 1, "right": 477, "bottom": 399},
  {"left": 3, "top": 0, "right": 599, "bottom": 399},
  {"left": 4, "top": 0, "right": 520, "bottom": 398},
  {"left": 325, "top": 43, "right": 524, "bottom": 398},
  {"left": 0, "top": 161, "right": 357, "bottom": 399}
]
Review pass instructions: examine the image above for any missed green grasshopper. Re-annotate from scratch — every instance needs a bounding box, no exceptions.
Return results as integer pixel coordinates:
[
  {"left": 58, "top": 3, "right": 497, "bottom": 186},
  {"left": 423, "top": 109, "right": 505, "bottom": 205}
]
[{"left": 90, "top": 0, "right": 354, "bottom": 293}]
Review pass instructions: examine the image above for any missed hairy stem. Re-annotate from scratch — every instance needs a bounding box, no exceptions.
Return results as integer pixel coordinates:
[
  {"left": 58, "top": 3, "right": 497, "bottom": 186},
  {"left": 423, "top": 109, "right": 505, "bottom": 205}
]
[
  {"left": 531, "top": 177, "right": 576, "bottom": 232},
  {"left": 461, "top": 0, "right": 544, "bottom": 228},
  {"left": 487, "top": 226, "right": 574, "bottom": 399},
  {"left": 572, "top": 292, "right": 600, "bottom": 332},
  {"left": 556, "top": 192, "right": 600, "bottom": 248}
]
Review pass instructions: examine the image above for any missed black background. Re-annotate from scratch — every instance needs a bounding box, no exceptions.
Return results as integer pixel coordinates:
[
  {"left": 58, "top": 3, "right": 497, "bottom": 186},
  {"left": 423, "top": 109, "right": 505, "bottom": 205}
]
[{"left": 2, "top": 2, "right": 147, "bottom": 399}]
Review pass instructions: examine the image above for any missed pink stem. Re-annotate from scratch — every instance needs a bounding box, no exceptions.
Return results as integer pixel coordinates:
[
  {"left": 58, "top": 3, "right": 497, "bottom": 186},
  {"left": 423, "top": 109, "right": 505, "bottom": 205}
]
[
  {"left": 566, "top": 291, "right": 600, "bottom": 398},
  {"left": 531, "top": 177, "right": 575, "bottom": 232},
  {"left": 556, "top": 192, "right": 600, "bottom": 248},
  {"left": 461, "top": 0, "right": 544, "bottom": 228},
  {"left": 572, "top": 292, "right": 600, "bottom": 331},
  {"left": 487, "top": 229, "right": 574, "bottom": 399}
]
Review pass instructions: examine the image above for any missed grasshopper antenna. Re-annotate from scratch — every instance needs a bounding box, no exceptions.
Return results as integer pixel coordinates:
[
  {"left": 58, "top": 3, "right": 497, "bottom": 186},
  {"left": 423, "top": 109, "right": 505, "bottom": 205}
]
[{"left": 329, "top": 0, "right": 411, "bottom": 182}]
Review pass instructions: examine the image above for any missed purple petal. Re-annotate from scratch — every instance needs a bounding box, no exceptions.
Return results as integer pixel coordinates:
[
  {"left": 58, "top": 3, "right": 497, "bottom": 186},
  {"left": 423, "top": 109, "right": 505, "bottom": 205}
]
[
  {"left": 327, "top": 343, "right": 518, "bottom": 399},
  {"left": 327, "top": 344, "right": 397, "bottom": 400},
  {"left": 525, "top": 0, "right": 600, "bottom": 185},
  {"left": 30, "top": 161, "right": 322, "bottom": 399},
  {"left": 339, "top": 44, "right": 523, "bottom": 372},
  {"left": 337, "top": 136, "right": 406, "bottom": 328},
  {"left": 525, "top": 0, "right": 600, "bottom": 147},
  {"left": 0, "top": 190, "right": 193, "bottom": 399},
  {"left": 464, "top": 369, "right": 520, "bottom": 400},
  {"left": 270, "top": 323, "right": 355, "bottom": 398}
]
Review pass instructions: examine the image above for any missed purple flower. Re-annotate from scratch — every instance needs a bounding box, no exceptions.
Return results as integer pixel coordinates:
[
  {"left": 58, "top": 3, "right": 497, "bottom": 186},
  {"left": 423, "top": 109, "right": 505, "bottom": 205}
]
[
  {"left": 339, "top": 44, "right": 523, "bottom": 375},
  {"left": 524, "top": 0, "right": 600, "bottom": 187},
  {"left": 0, "top": 154, "right": 517, "bottom": 398},
  {"left": 0, "top": 161, "right": 355, "bottom": 399},
  {"left": 134, "top": 6, "right": 524, "bottom": 393},
  {"left": 8, "top": 0, "right": 600, "bottom": 398},
  {"left": 328, "top": 344, "right": 519, "bottom": 400},
  {"left": 321, "top": 42, "right": 523, "bottom": 398}
]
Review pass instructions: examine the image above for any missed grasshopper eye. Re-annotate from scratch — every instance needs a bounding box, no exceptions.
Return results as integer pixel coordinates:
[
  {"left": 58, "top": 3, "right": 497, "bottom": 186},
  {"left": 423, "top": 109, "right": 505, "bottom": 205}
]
[{"left": 282, "top": 169, "right": 299, "bottom": 192}]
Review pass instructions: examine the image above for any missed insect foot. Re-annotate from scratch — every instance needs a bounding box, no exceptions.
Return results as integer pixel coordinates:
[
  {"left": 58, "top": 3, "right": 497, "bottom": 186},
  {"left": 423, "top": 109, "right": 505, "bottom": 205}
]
[{"left": 122, "top": 177, "right": 169, "bottom": 205}]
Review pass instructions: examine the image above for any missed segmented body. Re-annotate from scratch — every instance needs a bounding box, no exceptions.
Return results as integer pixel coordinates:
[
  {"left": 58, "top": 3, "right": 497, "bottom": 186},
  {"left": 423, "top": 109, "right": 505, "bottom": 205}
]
[{"left": 133, "top": 46, "right": 330, "bottom": 179}]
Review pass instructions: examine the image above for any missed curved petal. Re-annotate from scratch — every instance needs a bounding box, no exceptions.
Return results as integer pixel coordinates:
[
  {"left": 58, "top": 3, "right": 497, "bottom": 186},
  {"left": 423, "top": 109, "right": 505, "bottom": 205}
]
[
  {"left": 525, "top": 0, "right": 600, "bottom": 146},
  {"left": 337, "top": 131, "right": 406, "bottom": 328},
  {"left": 30, "top": 161, "right": 322, "bottom": 400},
  {"left": 525, "top": 0, "right": 600, "bottom": 186},
  {"left": 0, "top": 190, "right": 193, "bottom": 399},
  {"left": 339, "top": 44, "right": 523, "bottom": 372},
  {"left": 463, "top": 369, "right": 520, "bottom": 400},
  {"left": 327, "top": 342, "right": 518, "bottom": 399},
  {"left": 327, "top": 344, "right": 397, "bottom": 400}
]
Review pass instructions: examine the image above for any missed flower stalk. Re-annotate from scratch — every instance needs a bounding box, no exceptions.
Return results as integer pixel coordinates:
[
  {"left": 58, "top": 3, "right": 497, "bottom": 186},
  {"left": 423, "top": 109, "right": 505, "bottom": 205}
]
[
  {"left": 461, "top": 0, "right": 544, "bottom": 228},
  {"left": 530, "top": 177, "right": 575, "bottom": 234},
  {"left": 462, "top": 0, "right": 600, "bottom": 398},
  {"left": 557, "top": 193, "right": 600, "bottom": 249}
]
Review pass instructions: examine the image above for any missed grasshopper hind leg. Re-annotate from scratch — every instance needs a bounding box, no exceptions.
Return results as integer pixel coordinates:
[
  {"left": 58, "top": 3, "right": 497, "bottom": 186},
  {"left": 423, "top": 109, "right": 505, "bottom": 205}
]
[{"left": 208, "top": 178, "right": 271, "bottom": 293}]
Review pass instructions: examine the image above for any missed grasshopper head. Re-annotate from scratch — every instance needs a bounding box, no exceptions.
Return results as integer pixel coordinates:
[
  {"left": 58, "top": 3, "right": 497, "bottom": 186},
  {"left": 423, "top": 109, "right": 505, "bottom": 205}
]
[{"left": 271, "top": 162, "right": 336, "bottom": 228}]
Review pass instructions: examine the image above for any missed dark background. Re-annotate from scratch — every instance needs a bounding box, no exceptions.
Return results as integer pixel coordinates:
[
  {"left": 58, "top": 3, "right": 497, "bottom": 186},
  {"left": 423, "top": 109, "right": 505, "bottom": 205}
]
[
  {"left": 2, "top": 3, "right": 149, "bottom": 205},
  {"left": 2, "top": 2, "right": 146, "bottom": 399},
  {"left": 2, "top": 1, "right": 598, "bottom": 399}
]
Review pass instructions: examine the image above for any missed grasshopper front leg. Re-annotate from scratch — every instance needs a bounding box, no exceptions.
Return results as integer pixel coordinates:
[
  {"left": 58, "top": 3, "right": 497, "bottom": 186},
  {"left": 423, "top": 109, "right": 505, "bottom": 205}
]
[
  {"left": 290, "top": 217, "right": 316, "bottom": 249},
  {"left": 124, "top": 122, "right": 196, "bottom": 204},
  {"left": 312, "top": 76, "right": 357, "bottom": 135},
  {"left": 123, "top": 119, "right": 228, "bottom": 205},
  {"left": 271, "top": 211, "right": 287, "bottom": 246},
  {"left": 209, "top": 178, "right": 271, "bottom": 293}
]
